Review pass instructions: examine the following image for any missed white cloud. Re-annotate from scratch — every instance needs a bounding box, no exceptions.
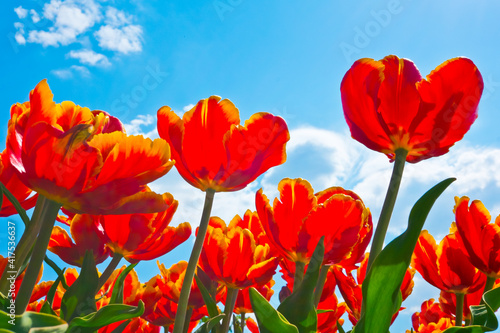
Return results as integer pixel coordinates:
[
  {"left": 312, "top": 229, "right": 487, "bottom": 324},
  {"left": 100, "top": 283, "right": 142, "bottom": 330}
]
[
  {"left": 123, "top": 114, "right": 155, "bottom": 135},
  {"left": 12, "top": 2, "right": 145, "bottom": 69},
  {"left": 94, "top": 25, "right": 142, "bottom": 54},
  {"left": 27, "top": 0, "right": 102, "bottom": 47},
  {"left": 14, "top": 6, "right": 28, "bottom": 19},
  {"left": 30, "top": 9, "right": 41, "bottom": 23},
  {"left": 51, "top": 65, "right": 90, "bottom": 79},
  {"left": 14, "top": 22, "right": 26, "bottom": 45},
  {"left": 67, "top": 49, "right": 110, "bottom": 66},
  {"left": 183, "top": 104, "right": 195, "bottom": 112},
  {"left": 104, "top": 7, "right": 131, "bottom": 27},
  {"left": 51, "top": 68, "right": 73, "bottom": 79},
  {"left": 70, "top": 65, "right": 91, "bottom": 77}
]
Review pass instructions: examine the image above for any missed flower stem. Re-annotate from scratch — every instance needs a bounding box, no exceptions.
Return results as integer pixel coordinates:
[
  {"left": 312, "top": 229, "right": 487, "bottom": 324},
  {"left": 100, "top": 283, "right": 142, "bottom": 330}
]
[
  {"left": 455, "top": 293, "right": 464, "bottom": 326},
  {"left": 15, "top": 197, "right": 61, "bottom": 314},
  {"left": 182, "top": 307, "right": 194, "bottom": 333},
  {"left": 314, "top": 265, "right": 329, "bottom": 307},
  {"left": 293, "top": 261, "right": 306, "bottom": 292},
  {"left": 366, "top": 148, "right": 407, "bottom": 272},
  {"left": 241, "top": 312, "right": 246, "bottom": 332},
  {"left": 221, "top": 287, "right": 238, "bottom": 333},
  {"left": 172, "top": 189, "right": 216, "bottom": 333},
  {"left": 0, "top": 195, "right": 47, "bottom": 294},
  {"left": 97, "top": 253, "right": 123, "bottom": 291}
]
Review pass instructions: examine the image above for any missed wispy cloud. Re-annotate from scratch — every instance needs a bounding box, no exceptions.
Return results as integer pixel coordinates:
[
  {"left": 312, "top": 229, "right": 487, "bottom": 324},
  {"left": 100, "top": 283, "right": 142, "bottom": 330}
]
[
  {"left": 123, "top": 114, "right": 155, "bottom": 136},
  {"left": 51, "top": 64, "right": 91, "bottom": 79},
  {"left": 51, "top": 68, "right": 73, "bottom": 79},
  {"left": 94, "top": 25, "right": 142, "bottom": 54},
  {"left": 27, "top": 0, "right": 101, "bottom": 47},
  {"left": 67, "top": 49, "right": 110, "bottom": 66},
  {"left": 30, "top": 9, "right": 41, "bottom": 23},
  {"left": 12, "top": 0, "right": 144, "bottom": 67},
  {"left": 14, "top": 6, "right": 28, "bottom": 19},
  {"left": 14, "top": 23, "right": 26, "bottom": 45}
]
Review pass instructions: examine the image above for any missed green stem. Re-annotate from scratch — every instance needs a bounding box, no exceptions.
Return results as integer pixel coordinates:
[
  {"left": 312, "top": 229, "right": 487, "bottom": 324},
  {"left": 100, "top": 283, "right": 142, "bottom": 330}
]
[
  {"left": 455, "top": 293, "right": 464, "bottom": 326},
  {"left": 15, "top": 198, "right": 61, "bottom": 314},
  {"left": 293, "top": 261, "right": 306, "bottom": 292},
  {"left": 314, "top": 265, "right": 330, "bottom": 307},
  {"left": 97, "top": 253, "right": 123, "bottom": 291},
  {"left": 241, "top": 312, "right": 246, "bottom": 332},
  {"left": 0, "top": 195, "right": 47, "bottom": 294},
  {"left": 366, "top": 148, "right": 407, "bottom": 272},
  {"left": 172, "top": 189, "right": 216, "bottom": 333},
  {"left": 182, "top": 307, "right": 194, "bottom": 333},
  {"left": 480, "top": 276, "right": 496, "bottom": 304},
  {"left": 221, "top": 287, "right": 238, "bottom": 333}
]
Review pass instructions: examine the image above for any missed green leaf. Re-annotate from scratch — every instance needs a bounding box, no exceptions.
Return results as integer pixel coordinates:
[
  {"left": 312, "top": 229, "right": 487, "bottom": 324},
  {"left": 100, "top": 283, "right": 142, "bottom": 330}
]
[
  {"left": 60, "top": 251, "right": 98, "bottom": 322},
  {"left": 0, "top": 182, "right": 30, "bottom": 227},
  {"left": 47, "top": 268, "right": 66, "bottom": 306},
  {"left": 0, "top": 293, "right": 8, "bottom": 312},
  {"left": 67, "top": 301, "right": 144, "bottom": 332},
  {"left": 193, "top": 314, "right": 225, "bottom": 333},
  {"left": 353, "top": 178, "right": 455, "bottom": 333},
  {"left": 39, "top": 301, "right": 57, "bottom": 316},
  {"left": 0, "top": 310, "right": 68, "bottom": 332},
  {"left": 195, "top": 273, "right": 220, "bottom": 318},
  {"left": 249, "top": 288, "right": 298, "bottom": 333},
  {"left": 110, "top": 263, "right": 137, "bottom": 304},
  {"left": 442, "top": 286, "right": 500, "bottom": 332},
  {"left": 277, "top": 237, "right": 324, "bottom": 333}
]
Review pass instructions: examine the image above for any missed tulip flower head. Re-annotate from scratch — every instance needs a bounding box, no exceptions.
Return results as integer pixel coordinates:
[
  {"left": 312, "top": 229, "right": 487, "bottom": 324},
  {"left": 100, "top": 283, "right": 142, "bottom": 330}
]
[
  {"left": 341, "top": 55, "right": 483, "bottom": 162},
  {"left": 256, "top": 178, "right": 372, "bottom": 266},
  {"left": 410, "top": 299, "right": 454, "bottom": 333},
  {"left": 157, "top": 96, "right": 289, "bottom": 192},
  {"left": 198, "top": 215, "right": 280, "bottom": 289},
  {"left": 7, "top": 80, "right": 174, "bottom": 214},
  {"left": 412, "top": 230, "right": 485, "bottom": 294},
  {"left": 454, "top": 196, "right": 500, "bottom": 278}
]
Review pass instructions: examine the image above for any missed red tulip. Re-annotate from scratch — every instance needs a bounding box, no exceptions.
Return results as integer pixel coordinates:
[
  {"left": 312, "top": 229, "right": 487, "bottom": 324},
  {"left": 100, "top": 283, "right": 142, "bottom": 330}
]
[
  {"left": 410, "top": 299, "right": 454, "bottom": 333},
  {"left": 100, "top": 193, "right": 190, "bottom": 263},
  {"left": 198, "top": 215, "right": 279, "bottom": 289},
  {"left": 412, "top": 230, "right": 485, "bottom": 294},
  {"left": 7, "top": 80, "right": 173, "bottom": 214},
  {"left": 341, "top": 55, "right": 483, "bottom": 162},
  {"left": 48, "top": 213, "right": 110, "bottom": 266},
  {"left": 49, "top": 192, "right": 190, "bottom": 265},
  {"left": 317, "top": 294, "right": 347, "bottom": 333},
  {"left": 156, "top": 261, "right": 223, "bottom": 310},
  {"left": 454, "top": 196, "right": 500, "bottom": 278},
  {"left": 157, "top": 96, "right": 289, "bottom": 192},
  {"left": 256, "top": 178, "right": 371, "bottom": 265}
]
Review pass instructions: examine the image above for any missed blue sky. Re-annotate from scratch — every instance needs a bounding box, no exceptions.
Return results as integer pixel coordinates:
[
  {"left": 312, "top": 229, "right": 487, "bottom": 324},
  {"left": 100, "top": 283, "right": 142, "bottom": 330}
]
[{"left": 2, "top": 0, "right": 500, "bottom": 331}]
